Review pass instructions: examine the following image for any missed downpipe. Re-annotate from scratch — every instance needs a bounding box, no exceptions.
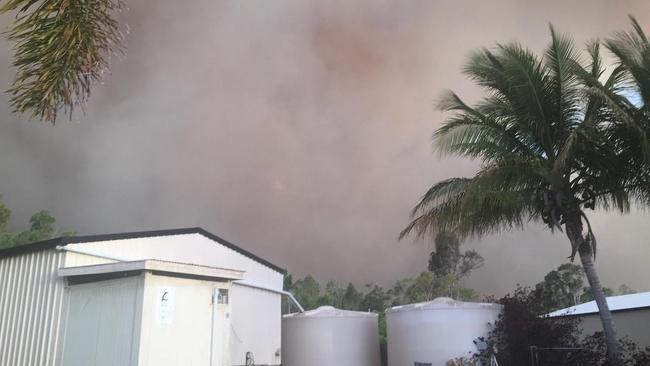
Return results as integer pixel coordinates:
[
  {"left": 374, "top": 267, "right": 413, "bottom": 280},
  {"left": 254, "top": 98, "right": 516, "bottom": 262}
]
[{"left": 233, "top": 281, "right": 304, "bottom": 313}]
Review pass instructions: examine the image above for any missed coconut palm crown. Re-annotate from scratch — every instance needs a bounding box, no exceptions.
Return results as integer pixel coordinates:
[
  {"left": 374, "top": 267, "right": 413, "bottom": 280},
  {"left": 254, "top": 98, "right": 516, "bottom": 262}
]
[{"left": 400, "top": 17, "right": 650, "bottom": 365}]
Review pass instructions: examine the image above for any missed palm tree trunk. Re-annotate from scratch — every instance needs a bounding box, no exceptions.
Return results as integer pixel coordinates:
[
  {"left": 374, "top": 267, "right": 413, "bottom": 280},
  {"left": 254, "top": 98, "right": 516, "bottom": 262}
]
[{"left": 566, "top": 218, "right": 622, "bottom": 365}]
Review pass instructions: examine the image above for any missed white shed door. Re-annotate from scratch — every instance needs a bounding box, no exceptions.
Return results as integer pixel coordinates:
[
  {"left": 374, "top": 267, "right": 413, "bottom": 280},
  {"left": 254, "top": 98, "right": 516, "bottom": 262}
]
[{"left": 61, "top": 276, "right": 140, "bottom": 366}]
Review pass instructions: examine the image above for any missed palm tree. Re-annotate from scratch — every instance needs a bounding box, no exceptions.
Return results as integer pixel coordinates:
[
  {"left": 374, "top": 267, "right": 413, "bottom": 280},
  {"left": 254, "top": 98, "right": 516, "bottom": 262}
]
[
  {"left": 400, "top": 18, "right": 650, "bottom": 365},
  {"left": 0, "top": 0, "right": 125, "bottom": 123}
]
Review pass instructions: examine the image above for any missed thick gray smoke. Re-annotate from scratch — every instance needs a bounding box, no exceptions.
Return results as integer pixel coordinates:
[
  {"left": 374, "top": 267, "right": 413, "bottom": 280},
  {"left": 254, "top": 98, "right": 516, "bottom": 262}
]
[{"left": 0, "top": 0, "right": 648, "bottom": 295}]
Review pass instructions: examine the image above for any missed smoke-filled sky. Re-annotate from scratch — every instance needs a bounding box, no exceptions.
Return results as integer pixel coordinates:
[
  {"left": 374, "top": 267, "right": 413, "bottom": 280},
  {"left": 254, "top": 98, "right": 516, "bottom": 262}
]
[{"left": 0, "top": 0, "right": 649, "bottom": 296}]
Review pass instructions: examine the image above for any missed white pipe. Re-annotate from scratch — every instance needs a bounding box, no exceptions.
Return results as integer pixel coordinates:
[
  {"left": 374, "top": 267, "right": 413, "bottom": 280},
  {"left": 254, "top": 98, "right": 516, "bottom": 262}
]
[
  {"left": 234, "top": 281, "right": 304, "bottom": 313},
  {"left": 55, "top": 245, "right": 130, "bottom": 262}
]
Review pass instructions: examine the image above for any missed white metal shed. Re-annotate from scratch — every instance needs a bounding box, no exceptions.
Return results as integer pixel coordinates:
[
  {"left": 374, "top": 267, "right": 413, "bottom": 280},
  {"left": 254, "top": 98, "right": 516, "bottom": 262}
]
[
  {"left": 0, "top": 227, "right": 286, "bottom": 366},
  {"left": 547, "top": 292, "right": 650, "bottom": 349}
]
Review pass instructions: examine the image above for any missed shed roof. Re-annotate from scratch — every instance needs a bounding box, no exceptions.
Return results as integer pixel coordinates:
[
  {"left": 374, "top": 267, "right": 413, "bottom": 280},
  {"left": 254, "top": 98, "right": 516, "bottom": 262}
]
[
  {"left": 0, "top": 227, "right": 285, "bottom": 274},
  {"left": 547, "top": 292, "right": 650, "bottom": 317}
]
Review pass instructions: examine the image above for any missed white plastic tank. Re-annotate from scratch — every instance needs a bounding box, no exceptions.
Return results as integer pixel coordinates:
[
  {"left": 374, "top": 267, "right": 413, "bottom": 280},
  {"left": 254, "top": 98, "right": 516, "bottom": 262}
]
[
  {"left": 386, "top": 297, "right": 502, "bottom": 366},
  {"left": 282, "top": 306, "right": 380, "bottom": 366}
]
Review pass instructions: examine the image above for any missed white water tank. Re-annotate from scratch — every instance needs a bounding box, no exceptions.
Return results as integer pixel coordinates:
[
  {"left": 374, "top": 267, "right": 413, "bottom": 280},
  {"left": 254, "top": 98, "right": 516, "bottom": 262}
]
[
  {"left": 282, "top": 306, "right": 380, "bottom": 366},
  {"left": 386, "top": 297, "right": 502, "bottom": 366}
]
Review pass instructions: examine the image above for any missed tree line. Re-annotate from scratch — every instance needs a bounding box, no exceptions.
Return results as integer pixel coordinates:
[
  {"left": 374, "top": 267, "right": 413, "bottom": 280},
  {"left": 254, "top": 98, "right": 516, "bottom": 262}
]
[
  {"left": 283, "top": 232, "right": 483, "bottom": 315},
  {"left": 0, "top": 196, "right": 73, "bottom": 250},
  {"left": 285, "top": 231, "right": 636, "bottom": 316},
  {"left": 534, "top": 263, "right": 636, "bottom": 314}
]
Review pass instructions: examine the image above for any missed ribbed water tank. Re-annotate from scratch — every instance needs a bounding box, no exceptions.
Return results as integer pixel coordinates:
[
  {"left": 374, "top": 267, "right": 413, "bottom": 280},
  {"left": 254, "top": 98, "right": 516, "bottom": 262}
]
[
  {"left": 386, "top": 297, "right": 502, "bottom": 366},
  {"left": 282, "top": 306, "right": 380, "bottom": 366}
]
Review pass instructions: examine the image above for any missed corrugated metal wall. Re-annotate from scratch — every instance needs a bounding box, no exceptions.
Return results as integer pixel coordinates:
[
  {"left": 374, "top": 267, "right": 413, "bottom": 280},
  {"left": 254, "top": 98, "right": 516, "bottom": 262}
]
[{"left": 0, "top": 249, "right": 66, "bottom": 366}]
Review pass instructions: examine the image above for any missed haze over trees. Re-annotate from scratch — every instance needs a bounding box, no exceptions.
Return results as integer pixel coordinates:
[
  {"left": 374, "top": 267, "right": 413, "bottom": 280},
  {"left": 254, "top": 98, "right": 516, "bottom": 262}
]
[
  {"left": 284, "top": 232, "right": 483, "bottom": 343},
  {"left": 400, "top": 18, "right": 650, "bottom": 365},
  {"left": 428, "top": 231, "right": 484, "bottom": 299},
  {"left": 285, "top": 271, "right": 480, "bottom": 315},
  {"left": 286, "top": 232, "right": 482, "bottom": 313},
  {"left": 534, "top": 263, "right": 634, "bottom": 314},
  {"left": 0, "top": 196, "right": 73, "bottom": 249}
]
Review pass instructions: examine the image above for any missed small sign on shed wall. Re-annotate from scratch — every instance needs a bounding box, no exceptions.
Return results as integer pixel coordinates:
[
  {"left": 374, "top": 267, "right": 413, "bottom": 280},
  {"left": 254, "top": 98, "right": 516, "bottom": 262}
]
[{"left": 156, "top": 286, "right": 176, "bottom": 324}]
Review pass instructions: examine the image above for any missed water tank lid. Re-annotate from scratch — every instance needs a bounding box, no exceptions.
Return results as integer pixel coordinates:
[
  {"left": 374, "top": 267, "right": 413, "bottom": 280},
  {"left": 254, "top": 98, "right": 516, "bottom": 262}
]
[
  {"left": 283, "top": 306, "right": 378, "bottom": 319},
  {"left": 385, "top": 297, "right": 503, "bottom": 313}
]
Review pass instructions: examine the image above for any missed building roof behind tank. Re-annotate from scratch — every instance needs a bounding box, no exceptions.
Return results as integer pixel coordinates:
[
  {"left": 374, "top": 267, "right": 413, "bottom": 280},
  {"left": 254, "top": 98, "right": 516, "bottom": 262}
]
[
  {"left": 283, "top": 305, "right": 378, "bottom": 319},
  {"left": 0, "top": 227, "right": 285, "bottom": 274},
  {"left": 547, "top": 292, "right": 650, "bottom": 317},
  {"left": 386, "top": 297, "right": 503, "bottom": 313}
]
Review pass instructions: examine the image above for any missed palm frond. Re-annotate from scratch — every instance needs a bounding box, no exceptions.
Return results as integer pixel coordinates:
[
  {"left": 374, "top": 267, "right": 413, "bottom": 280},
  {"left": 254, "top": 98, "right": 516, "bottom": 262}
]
[
  {"left": 545, "top": 24, "right": 582, "bottom": 134},
  {"left": 586, "top": 40, "right": 604, "bottom": 79},
  {"left": 0, "top": 0, "right": 125, "bottom": 123},
  {"left": 553, "top": 43, "right": 611, "bottom": 176},
  {"left": 402, "top": 159, "right": 543, "bottom": 241},
  {"left": 629, "top": 15, "right": 649, "bottom": 43},
  {"left": 498, "top": 43, "right": 556, "bottom": 157},
  {"left": 399, "top": 193, "right": 465, "bottom": 240},
  {"left": 605, "top": 16, "right": 650, "bottom": 108},
  {"left": 435, "top": 90, "right": 544, "bottom": 161},
  {"left": 571, "top": 55, "right": 650, "bottom": 165},
  {"left": 410, "top": 177, "right": 471, "bottom": 215}
]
